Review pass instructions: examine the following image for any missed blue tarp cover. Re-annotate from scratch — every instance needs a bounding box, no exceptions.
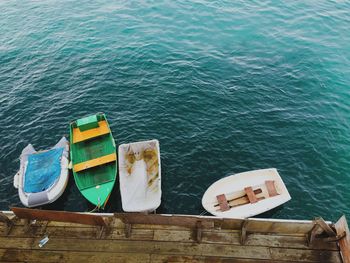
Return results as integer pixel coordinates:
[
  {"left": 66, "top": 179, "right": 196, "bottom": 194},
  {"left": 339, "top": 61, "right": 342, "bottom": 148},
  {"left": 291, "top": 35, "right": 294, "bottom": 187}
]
[{"left": 24, "top": 148, "right": 64, "bottom": 193}]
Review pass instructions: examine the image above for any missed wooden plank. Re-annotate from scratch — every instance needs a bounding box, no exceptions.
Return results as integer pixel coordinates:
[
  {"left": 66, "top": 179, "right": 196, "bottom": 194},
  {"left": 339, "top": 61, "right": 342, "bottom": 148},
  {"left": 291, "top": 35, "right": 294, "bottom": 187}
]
[
  {"left": 0, "top": 212, "right": 14, "bottom": 235},
  {"left": 116, "top": 213, "right": 215, "bottom": 229},
  {"left": 3, "top": 212, "right": 320, "bottom": 234},
  {"left": 334, "top": 215, "right": 350, "bottom": 263},
  {"left": 219, "top": 218, "right": 244, "bottom": 230},
  {"left": 245, "top": 233, "right": 339, "bottom": 251},
  {"left": 73, "top": 120, "right": 110, "bottom": 143},
  {"left": 4, "top": 216, "right": 205, "bottom": 231},
  {"left": 73, "top": 153, "right": 117, "bottom": 172},
  {"left": 150, "top": 254, "right": 323, "bottom": 263},
  {"left": 4, "top": 249, "right": 314, "bottom": 263},
  {"left": 0, "top": 249, "right": 151, "bottom": 263},
  {"left": 0, "top": 229, "right": 342, "bottom": 262},
  {"left": 244, "top": 187, "right": 258, "bottom": 203},
  {"left": 11, "top": 208, "right": 106, "bottom": 227},
  {"left": 234, "top": 220, "right": 315, "bottom": 234},
  {"left": 216, "top": 194, "right": 230, "bottom": 212},
  {"left": 0, "top": 212, "right": 329, "bottom": 235},
  {"left": 153, "top": 229, "right": 193, "bottom": 243},
  {"left": 0, "top": 236, "right": 341, "bottom": 262},
  {"left": 241, "top": 220, "right": 248, "bottom": 245},
  {"left": 0, "top": 222, "right": 339, "bottom": 251},
  {"left": 214, "top": 189, "right": 263, "bottom": 208},
  {"left": 270, "top": 247, "right": 342, "bottom": 263},
  {"left": 0, "top": 238, "right": 341, "bottom": 262},
  {"left": 314, "top": 217, "right": 336, "bottom": 237},
  {"left": 0, "top": 237, "right": 271, "bottom": 259},
  {"left": 1, "top": 223, "right": 155, "bottom": 241},
  {"left": 0, "top": 213, "right": 326, "bottom": 237},
  {"left": 150, "top": 254, "right": 205, "bottom": 263},
  {"left": 1, "top": 223, "right": 339, "bottom": 251},
  {"left": 265, "top": 180, "right": 278, "bottom": 197}
]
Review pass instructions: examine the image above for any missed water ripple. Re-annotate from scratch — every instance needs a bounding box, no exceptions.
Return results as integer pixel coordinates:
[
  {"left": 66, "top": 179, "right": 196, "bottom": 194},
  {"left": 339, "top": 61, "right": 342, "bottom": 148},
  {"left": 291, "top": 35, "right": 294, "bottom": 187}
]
[{"left": 0, "top": 0, "right": 349, "bottom": 220}]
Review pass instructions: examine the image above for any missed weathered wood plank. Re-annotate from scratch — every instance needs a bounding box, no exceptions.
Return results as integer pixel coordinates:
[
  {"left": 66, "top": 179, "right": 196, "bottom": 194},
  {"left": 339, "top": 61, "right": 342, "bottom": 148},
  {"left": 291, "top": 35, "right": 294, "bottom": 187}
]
[
  {"left": 0, "top": 222, "right": 339, "bottom": 251},
  {"left": 116, "top": 213, "right": 215, "bottom": 229},
  {"left": 150, "top": 254, "right": 205, "bottom": 263},
  {"left": 0, "top": 236, "right": 342, "bottom": 262},
  {"left": 11, "top": 208, "right": 106, "bottom": 226},
  {"left": 3, "top": 249, "right": 328, "bottom": 263},
  {"left": 245, "top": 187, "right": 258, "bottom": 203},
  {"left": 150, "top": 254, "right": 334, "bottom": 263},
  {"left": 245, "top": 233, "right": 339, "bottom": 251},
  {"left": 0, "top": 249, "right": 150, "bottom": 263},
  {"left": 265, "top": 180, "right": 278, "bottom": 197},
  {"left": 2, "top": 212, "right": 324, "bottom": 235},
  {"left": 334, "top": 215, "right": 350, "bottom": 263},
  {"left": 217, "top": 194, "right": 230, "bottom": 212},
  {"left": 313, "top": 217, "right": 336, "bottom": 237},
  {"left": 0, "top": 212, "right": 345, "bottom": 263},
  {"left": 153, "top": 229, "right": 194, "bottom": 243},
  {"left": 219, "top": 219, "right": 316, "bottom": 234},
  {"left": 0, "top": 237, "right": 271, "bottom": 259},
  {"left": 270, "top": 247, "right": 342, "bottom": 263},
  {"left": 236, "top": 220, "right": 315, "bottom": 234}
]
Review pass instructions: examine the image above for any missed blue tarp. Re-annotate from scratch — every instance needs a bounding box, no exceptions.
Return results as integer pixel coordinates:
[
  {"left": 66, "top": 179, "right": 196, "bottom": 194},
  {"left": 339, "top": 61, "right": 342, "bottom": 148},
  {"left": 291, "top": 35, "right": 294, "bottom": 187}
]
[{"left": 24, "top": 148, "right": 64, "bottom": 193}]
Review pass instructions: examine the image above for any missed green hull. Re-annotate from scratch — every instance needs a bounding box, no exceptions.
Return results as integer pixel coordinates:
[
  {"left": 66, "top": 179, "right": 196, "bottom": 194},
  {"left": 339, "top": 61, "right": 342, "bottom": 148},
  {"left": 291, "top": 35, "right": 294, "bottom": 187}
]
[{"left": 69, "top": 113, "right": 117, "bottom": 208}]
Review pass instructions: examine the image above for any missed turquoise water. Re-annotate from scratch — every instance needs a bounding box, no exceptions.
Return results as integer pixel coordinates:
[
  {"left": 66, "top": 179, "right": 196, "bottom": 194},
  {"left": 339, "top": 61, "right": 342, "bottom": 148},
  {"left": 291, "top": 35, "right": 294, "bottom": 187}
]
[{"left": 0, "top": 1, "right": 349, "bottom": 221}]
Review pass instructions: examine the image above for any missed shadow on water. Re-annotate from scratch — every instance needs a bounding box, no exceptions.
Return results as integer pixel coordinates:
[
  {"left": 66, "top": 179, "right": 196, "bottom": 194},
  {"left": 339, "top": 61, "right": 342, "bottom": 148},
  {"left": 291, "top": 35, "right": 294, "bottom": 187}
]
[
  {"left": 254, "top": 204, "right": 285, "bottom": 219},
  {"left": 40, "top": 167, "right": 123, "bottom": 213},
  {"left": 103, "top": 181, "right": 122, "bottom": 213},
  {"left": 42, "top": 171, "right": 75, "bottom": 211}
]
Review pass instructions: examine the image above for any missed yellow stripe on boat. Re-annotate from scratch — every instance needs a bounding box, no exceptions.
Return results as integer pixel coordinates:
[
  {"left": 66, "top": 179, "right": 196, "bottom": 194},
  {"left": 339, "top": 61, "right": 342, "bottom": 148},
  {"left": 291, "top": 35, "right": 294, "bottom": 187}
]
[
  {"left": 73, "top": 120, "right": 110, "bottom": 143},
  {"left": 73, "top": 153, "right": 117, "bottom": 173}
]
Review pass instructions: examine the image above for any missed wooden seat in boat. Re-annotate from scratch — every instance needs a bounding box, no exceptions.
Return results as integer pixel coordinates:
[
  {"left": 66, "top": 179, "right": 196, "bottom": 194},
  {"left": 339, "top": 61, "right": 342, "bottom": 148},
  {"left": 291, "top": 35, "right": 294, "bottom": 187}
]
[
  {"left": 244, "top": 187, "right": 258, "bottom": 204},
  {"left": 73, "top": 153, "right": 117, "bottom": 173},
  {"left": 216, "top": 194, "right": 230, "bottom": 212},
  {"left": 265, "top": 180, "right": 278, "bottom": 197},
  {"left": 73, "top": 120, "right": 110, "bottom": 144}
]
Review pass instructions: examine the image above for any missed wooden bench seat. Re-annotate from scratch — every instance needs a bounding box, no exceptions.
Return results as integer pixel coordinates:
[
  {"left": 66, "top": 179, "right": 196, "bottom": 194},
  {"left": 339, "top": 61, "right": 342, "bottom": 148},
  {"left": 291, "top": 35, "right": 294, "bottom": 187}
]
[
  {"left": 216, "top": 194, "right": 230, "bottom": 212},
  {"left": 244, "top": 186, "right": 258, "bottom": 204},
  {"left": 73, "top": 153, "right": 117, "bottom": 173},
  {"left": 265, "top": 180, "right": 278, "bottom": 197},
  {"left": 73, "top": 120, "right": 110, "bottom": 144}
]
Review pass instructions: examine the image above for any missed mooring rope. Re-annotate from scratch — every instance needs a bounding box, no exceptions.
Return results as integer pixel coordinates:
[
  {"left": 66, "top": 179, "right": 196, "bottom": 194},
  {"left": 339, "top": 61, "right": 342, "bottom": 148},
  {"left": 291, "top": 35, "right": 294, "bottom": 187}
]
[{"left": 199, "top": 210, "right": 208, "bottom": 216}]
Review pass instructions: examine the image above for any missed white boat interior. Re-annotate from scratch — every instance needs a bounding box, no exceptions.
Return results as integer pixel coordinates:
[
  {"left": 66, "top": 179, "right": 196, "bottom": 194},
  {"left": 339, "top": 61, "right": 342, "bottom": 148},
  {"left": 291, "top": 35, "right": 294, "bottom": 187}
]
[{"left": 118, "top": 139, "right": 161, "bottom": 212}]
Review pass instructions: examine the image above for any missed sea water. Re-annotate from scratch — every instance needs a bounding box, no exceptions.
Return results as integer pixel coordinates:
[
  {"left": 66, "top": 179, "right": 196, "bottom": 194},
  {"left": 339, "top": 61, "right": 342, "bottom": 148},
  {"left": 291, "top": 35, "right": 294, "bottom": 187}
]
[{"left": 0, "top": 0, "right": 349, "bottom": 220}]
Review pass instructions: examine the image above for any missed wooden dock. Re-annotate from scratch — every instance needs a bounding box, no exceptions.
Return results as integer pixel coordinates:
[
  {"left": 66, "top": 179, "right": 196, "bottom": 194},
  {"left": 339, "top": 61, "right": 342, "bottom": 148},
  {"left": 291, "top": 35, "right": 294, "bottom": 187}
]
[{"left": 0, "top": 207, "right": 349, "bottom": 263}]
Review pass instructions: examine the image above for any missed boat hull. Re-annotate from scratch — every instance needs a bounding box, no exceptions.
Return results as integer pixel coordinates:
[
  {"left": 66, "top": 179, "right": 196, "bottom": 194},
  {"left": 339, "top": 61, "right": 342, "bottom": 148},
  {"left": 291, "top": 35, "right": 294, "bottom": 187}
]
[
  {"left": 69, "top": 113, "right": 117, "bottom": 208},
  {"left": 202, "top": 168, "right": 291, "bottom": 219},
  {"left": 118, "top": 139, "right": 161, "bottom": 212},
  {"left": 14, "top": 137, "right": 69, "bottom": 207}
]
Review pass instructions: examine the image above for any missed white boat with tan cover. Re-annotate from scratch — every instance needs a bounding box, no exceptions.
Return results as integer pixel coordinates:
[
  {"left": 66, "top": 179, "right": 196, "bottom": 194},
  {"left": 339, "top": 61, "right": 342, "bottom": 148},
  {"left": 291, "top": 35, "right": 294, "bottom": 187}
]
[
  {"left": 118, "top": 139, "right": 161, "bottom": 212},
  {"left": 202, "top": 168, "right": 291, "bottom": 219}
]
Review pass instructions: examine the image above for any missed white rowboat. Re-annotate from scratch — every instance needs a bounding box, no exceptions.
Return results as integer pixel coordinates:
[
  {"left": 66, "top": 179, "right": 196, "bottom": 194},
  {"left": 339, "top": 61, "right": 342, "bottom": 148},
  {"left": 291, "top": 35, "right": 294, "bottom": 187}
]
[{"left": 202, "top": 168, "right": 291, "bottom": 219}]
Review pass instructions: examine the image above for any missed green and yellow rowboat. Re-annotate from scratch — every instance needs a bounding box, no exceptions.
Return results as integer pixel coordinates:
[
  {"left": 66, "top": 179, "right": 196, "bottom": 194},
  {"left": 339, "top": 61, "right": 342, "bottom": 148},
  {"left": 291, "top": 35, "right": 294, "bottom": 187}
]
[{"left": 69, "top": 113, "right": 117, "bottom": 208}]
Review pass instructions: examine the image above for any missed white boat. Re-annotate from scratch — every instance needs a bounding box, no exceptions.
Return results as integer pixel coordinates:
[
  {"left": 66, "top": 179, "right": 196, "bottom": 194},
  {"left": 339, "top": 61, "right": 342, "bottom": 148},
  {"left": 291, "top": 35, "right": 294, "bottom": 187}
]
[
  {"left": 13, "top": 137, "right": 69, "bottom": 207},
  {"left": 118, "top": 139, "right": 161, "bottom": 212},
  {"left": 202, "top": 168, "right": 291, "bottom": 219}
]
